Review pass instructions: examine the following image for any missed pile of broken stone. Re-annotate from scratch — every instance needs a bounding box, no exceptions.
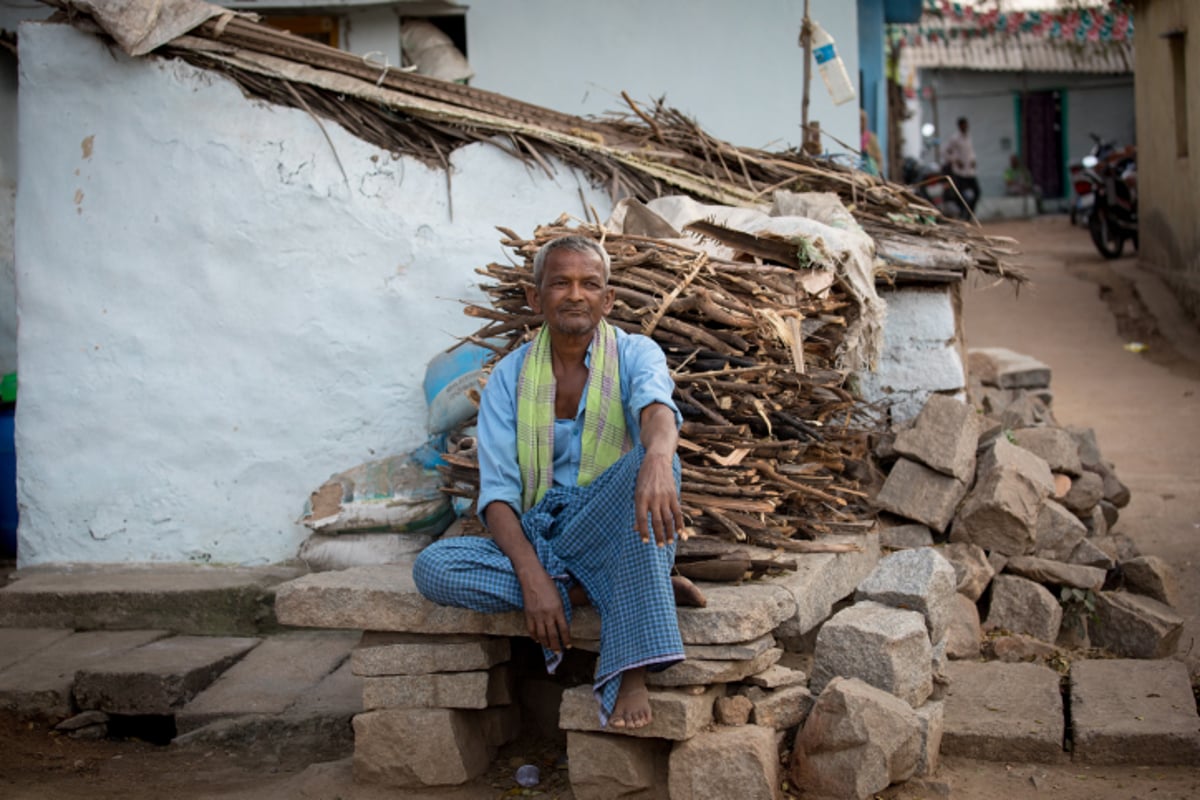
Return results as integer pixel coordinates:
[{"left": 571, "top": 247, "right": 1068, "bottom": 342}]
[
  {"left": 778, "top": 346, "right": 1193, "bottom": 798},
  {"left": 874, "top": 346, "right": 1183, "bottom": 663}
]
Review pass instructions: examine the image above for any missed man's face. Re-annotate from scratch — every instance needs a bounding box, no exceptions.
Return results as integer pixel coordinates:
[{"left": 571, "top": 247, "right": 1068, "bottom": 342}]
[{"left": 526, "top": 247, "right": 615, "bottom": 339}]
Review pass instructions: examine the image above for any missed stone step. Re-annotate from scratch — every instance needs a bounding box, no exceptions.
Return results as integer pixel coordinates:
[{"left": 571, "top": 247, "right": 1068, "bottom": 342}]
[
  {"left": 941, "top": 660, "right": 1066, "bottom": 763},
  {"left": 275, "top": 560, "right": 572, "bottom": 637},
  {"left": 353, "top": 706, "right": 519, "bottom": 788},
  {"left": 274, "top": 553, "right": 803, "bottom": 646},
  {"left": 1070, "top": 659, "right": 1200, "bottom": 765},
  {"left": 0, "top": 564, "right": 304, "bottom": 635},
  {"left": 73, "top": 635, "right": 261, "bottom": 715},
  {"left": 968, "top": 346, "right": 1051, "bottom": 389},
  {"left": 761, "top": 531, "right": 880, "bottom": 644},
  {"left": 172, "top": 660, "right": 363, "bottom": 764},
  {"left": 558, "top": 684, "right": 722, "bottom": 741},
  {"left": 176, "top": 630, "right": 359, "bottom": 734},
  {"left": 352, "top": 632, "right": 511, "bottom": 676},
  {"left": 0, "top": 629, "right": 169, "bottom": 717},
  {"left": 0, "top": 627, "right": 73, "bottom": 672},
  {"left": 362, "top": 664, "right": 514, "bottom": 711}
]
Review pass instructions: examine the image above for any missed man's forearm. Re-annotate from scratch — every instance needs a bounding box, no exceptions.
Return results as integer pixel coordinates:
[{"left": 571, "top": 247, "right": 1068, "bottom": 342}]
[
  {"left": 635, "top": 401, "right": 683, "bottom": 545},
  {"left": 639, "top": 402, "right": 679, "bottom": 457},
  {"left": 483, "top": 499, "right": 571, "bottom": 651},
  {"left": 483, "top": 501, "right": 545, "bottom": 581}
]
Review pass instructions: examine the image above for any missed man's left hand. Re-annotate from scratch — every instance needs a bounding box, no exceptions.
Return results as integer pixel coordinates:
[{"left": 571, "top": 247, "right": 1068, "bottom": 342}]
[{"left": 635, "top": 451, "right": 684, "bottom": 546}]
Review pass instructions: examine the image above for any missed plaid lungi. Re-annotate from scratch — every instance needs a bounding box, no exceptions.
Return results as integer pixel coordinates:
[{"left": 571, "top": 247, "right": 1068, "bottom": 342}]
[{"left": 413, "top": 445, "right": 684, "bottom": 725}]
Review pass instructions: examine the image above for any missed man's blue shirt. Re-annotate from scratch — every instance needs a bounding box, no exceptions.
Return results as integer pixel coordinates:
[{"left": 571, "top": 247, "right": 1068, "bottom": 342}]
[{"left": 476, "top": 326, "right": 681, "bottom": 521}]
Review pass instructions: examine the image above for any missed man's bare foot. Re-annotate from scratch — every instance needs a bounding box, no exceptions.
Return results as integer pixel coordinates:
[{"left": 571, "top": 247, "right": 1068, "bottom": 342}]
[
  {"left": 672, "top": 575, "right": 707, "bottom": 608},
  {"left": 608, "top": 668, "right": 652, "bottom": 730}
]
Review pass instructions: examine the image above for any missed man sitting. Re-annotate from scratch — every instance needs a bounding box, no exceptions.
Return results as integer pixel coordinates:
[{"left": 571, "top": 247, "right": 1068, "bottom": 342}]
[
  {"left": 414, "top": 235, "right": 703, "bottom": 730},
  {"left": 1004, "top": 154, "right": 1042, "bottom": 214}
]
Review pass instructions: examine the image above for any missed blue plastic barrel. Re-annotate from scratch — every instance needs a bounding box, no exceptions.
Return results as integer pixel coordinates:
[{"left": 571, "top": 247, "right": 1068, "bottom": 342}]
[
  {"left": 0, "top": 372, "right": 17, "bottom": 559},
  {"left": 0, "top": 406, "right": 16, "bottom": 559}
]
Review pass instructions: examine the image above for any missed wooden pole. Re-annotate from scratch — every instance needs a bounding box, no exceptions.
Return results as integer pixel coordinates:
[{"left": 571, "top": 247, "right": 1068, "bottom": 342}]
[{"left": 801, "top": 0, "right": 812, "bottom": 145}]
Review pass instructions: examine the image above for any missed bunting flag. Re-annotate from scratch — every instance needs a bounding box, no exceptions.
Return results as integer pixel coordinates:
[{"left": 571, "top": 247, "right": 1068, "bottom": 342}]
[{"left": 895, "top": 1, "right": 1134, "bottom": 47}]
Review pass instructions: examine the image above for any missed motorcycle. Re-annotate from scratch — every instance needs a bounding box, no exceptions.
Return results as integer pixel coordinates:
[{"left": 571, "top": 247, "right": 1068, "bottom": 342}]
[
  {"left": 1086, "top": 144, "right": 1137, "bottom": 259},
  {"left": 1068, "top": 134, "right": 1115, "bottom": 228}
]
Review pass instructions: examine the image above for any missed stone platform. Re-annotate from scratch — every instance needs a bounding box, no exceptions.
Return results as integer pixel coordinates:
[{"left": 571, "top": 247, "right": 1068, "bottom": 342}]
[
  {"left": 269, "top": 539, "right": 902, "bottom": 797},
  {"left": 4, "top": 534, "right": 1195, "bottom": 799}
]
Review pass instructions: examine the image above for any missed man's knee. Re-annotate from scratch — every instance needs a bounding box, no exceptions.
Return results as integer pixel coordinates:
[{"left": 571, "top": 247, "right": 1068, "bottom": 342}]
[{"left": 412, "top": 543, "right": 448, "bottom": 601}]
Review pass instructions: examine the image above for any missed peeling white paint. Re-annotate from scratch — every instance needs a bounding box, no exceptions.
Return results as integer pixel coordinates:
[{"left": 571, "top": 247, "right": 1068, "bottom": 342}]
[{"left": 14, "top": 23, "right": 611, "bottom": 566}]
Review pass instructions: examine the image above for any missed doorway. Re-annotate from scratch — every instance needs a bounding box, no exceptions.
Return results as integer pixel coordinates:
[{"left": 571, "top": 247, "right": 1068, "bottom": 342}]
[{"left": 1018, "top": 89, "right": 1065, "bottom": 199}]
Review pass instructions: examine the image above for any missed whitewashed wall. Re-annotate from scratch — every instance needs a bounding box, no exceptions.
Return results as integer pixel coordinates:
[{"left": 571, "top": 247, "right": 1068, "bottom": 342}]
[
  {"left": 466, "top": 0, "right": 859, "bottom": 155},
  {"left": 15, "top": 22, "right": 612, "bottom": 566},
  {"left": 856, "top": 286, "right": 965, "bottom": 424}
]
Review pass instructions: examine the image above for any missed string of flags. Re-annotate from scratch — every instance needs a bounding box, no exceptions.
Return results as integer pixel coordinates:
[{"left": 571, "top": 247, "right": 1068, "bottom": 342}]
[{"left": 897, "top": 1, "right": 1134, "bottom": 46}]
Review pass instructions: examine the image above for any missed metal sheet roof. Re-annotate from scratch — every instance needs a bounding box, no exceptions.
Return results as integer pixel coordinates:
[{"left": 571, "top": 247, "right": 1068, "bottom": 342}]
[{"left": 902, "top": 32, "right": 1134, "bottom": 73}]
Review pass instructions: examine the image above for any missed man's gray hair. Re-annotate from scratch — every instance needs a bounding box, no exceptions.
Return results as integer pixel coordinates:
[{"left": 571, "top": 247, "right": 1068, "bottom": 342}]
[{"left": 532, "top": 236, "right": 611, "bottom": 288}]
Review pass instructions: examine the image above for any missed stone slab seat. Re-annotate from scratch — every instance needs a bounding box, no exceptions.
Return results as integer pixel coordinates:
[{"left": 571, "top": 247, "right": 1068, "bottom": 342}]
[
  {"left": 273, "top": 554, "right": 798, "bottom": 646},
  {"left": 0, "top": 564, "right": 303, "bottom": 635}
]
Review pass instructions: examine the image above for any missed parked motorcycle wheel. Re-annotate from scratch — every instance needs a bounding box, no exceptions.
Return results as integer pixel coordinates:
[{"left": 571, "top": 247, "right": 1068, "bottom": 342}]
[{"left": 1088, "top": 208, "right": 1125, "bottom": 259}]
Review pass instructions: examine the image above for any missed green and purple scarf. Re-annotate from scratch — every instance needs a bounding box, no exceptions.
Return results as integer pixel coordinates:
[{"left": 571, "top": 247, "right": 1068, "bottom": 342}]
[{"left": 516, "top": 320, "right": 626, "bottom": 511}]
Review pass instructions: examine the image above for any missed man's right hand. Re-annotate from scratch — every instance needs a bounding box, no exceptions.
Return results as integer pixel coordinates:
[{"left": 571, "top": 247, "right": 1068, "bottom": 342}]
[
  {"left": 484, "top": 500, "right": 571, "bottom": 654},
  {"left": 519, "top": 567, "right": 571, "bottom": 654}
]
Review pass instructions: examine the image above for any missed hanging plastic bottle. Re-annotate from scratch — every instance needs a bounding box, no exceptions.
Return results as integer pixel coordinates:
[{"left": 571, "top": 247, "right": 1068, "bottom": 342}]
[{"left": 811, "top": 21, "right": 856, "bottom": 106}]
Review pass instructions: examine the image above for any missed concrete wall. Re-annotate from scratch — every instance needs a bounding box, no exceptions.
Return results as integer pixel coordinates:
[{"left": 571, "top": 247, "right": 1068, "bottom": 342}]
[
  {"left": 918, "top": 69, "right": 1134, "bottom": 203},
  {"left": 856, "top": 285, "right": 965, "bottom": 425},
  {"left": 14, "top": 22, "right": 613, "bottom": 566},
  {"left": 1133, "top": 0, "right": 1200, "bottom": 325},
  {"left": 466, "top": 0, "right": 859, "bottom": 154}
]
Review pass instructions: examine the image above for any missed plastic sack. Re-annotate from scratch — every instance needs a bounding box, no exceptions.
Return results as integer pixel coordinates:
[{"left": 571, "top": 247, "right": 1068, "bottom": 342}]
[
  {"left": 297, "top": 532, "right": 434, "bottom": 571},
  {"left": 423, "top": 343, "right": 494, "bottom": 435},
  {"left": 301, "top": 452, "right": 453, "bottom": 535},
  {"left": 400, "top": 20, "right": 474, "bottom": 83}
]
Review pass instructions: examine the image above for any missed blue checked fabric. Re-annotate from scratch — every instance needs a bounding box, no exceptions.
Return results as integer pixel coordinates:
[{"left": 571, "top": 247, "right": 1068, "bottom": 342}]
[{"left": 413, "top": 444, "right": 684, "bottom": 726}]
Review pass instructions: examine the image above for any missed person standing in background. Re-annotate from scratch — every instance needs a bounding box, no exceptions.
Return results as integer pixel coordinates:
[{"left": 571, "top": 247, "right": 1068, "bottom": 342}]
[{"left": 944, "top": 116, "right": 980, "bottom": 213}]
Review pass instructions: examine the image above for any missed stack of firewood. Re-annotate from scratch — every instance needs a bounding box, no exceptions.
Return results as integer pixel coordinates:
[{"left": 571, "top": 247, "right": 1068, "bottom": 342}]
[{"left": 439, "top": 220, "right": 876, "bottom": 563}]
